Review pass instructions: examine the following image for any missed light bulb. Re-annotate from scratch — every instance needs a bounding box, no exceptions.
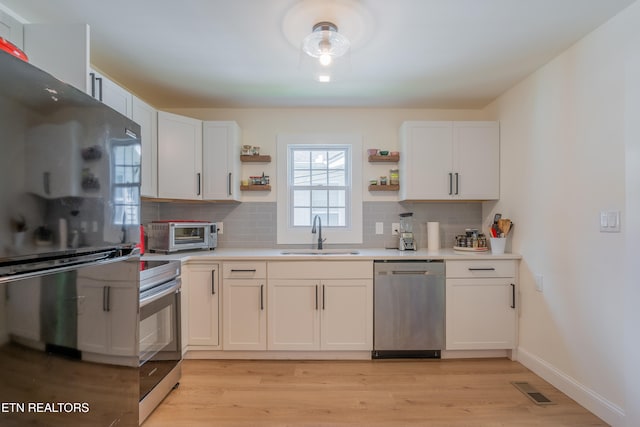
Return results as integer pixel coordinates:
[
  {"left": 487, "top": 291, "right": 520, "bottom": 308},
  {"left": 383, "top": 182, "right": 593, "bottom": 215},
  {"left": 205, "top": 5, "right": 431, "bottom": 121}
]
[
  {"left": 318, "top": 74, "right": 331, "bottom": 83},
  {"left": 319, "top": 53, "right": 332, "bottom": 67}
]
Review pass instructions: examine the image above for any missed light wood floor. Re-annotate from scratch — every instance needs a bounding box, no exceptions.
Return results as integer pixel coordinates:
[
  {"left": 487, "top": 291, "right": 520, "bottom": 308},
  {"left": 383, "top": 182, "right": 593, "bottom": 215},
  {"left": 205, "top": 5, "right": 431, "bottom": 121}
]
[{"left": 143, "top": 358, "right": 607, "bottom": 427}]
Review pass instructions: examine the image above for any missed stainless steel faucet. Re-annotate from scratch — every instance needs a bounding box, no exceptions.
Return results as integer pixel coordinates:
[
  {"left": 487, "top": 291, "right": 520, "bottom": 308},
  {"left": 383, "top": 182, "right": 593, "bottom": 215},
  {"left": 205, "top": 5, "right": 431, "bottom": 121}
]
[{"left": 311, "top": 215, "right": 326, "bottom": 250}]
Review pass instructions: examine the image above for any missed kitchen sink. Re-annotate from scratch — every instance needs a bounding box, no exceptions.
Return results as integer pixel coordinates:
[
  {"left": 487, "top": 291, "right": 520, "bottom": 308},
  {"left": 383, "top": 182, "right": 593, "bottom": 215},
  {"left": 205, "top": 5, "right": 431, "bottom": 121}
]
[{"left": 280, "top": 249, "right": 360, "bottom": 255}]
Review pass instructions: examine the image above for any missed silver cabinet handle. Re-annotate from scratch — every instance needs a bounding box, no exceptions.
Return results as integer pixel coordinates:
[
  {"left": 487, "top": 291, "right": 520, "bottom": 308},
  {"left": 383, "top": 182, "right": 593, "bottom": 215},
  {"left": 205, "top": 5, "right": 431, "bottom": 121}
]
[
  {"left": 196, "top": 173, "right": 201, "bottom": 196},
  {"left": 260, "top": 284, "right": 264, "bottom": 310},
  {"left": 391, "top": 270, "right": 430, "bottom": 275},
  {"left": 96, "top": 76, "right": 103, "bottom": 101},
  {"left": 511, "top": 283, "right": 516, "bottom": 309},
  {"left": 322, "top": 284, "right": 325, "bottom": 310},
  {"left": 455, "top": 172, "right": 459, "bottom": 195},
  {"left": 103, "top": 286, "right": 111, "bottom": 312},
  {"left": 468, "top": 267, "right": 496, "bottom": 271},
  {"left": 211, "top": 269, "right": 216, "bottom": 295},
  {"left": 315, "top": 285, "right": 318, "bottom": 310},
  {"left": 228, "top": 172, "right": 232, "bottom": 196},
  {"left": 449, "top": 173, "right": 453, "bottom": 195},
  {"left": 90, "top": 72, "right": 96, "bottom": 98},
  {"left": 231, "top": 269, "right": 256, "bottom": 273}
]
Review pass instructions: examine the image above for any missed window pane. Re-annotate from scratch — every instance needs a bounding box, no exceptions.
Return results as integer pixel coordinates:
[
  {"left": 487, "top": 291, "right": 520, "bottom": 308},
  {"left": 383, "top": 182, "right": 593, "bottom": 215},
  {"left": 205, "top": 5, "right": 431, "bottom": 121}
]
[
  {"left": 293, "top": 150, "right": 310, "bottom": 169},
  {"left": 311, "top": 190, "right": 328, "bottom": 207},
  {"left": 294, "top": 208, "right": 311, "bottom": 226},
  {"left": 328, "top": 169, "right": 345, "bottom": 186},
  {"left": 311, "top": 169, "right": 327, "bottom": 186},
  {"left": 293, "top": 170, "right": 311, "bottom": 186},
  {"left": 327, "top": 208, "right": 345, "bottom": 226},
  {"left": 311, "top": 151, "right": 327, "bottom": 169},
  {"left": 293, "top": 190, "right": 310, "bottom": 207},
  {"left": 311, "top": 209, "right": 328, "bottom": 224},
  {"left": 328, "top": 190, "right": 345, "bottom": 207},
  {"left": 327, "top": 151, "right": 345, "bottom": 169}
]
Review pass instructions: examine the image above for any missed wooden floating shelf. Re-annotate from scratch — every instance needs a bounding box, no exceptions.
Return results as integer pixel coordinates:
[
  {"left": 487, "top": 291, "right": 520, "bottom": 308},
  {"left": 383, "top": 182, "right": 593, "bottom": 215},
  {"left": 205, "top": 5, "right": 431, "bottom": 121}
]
[
  {"left": 368, "top": 184, "right": 400, "bottom": 192},
  {"left": 240, "top": 184, "right": 271, "bottom": 191},
  {"left": 241, "top": 155, "right": 271, "bottom": 162},
  {"left": 368, "top": 154, "right": 400, "bottom": 162}
]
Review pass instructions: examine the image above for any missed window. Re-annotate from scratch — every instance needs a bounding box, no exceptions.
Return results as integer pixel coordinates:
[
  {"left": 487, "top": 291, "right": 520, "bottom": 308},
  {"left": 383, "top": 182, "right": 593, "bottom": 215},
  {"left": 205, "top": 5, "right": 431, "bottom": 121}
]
[
  {"left": 112, "top": 142, "right": 141, "bottom": 225},
  {"left": 277, "top": 134, "right": 362, "bottom": 245},
  {"left": 290, "top": 146, "right": 349, "bottom": 228}
]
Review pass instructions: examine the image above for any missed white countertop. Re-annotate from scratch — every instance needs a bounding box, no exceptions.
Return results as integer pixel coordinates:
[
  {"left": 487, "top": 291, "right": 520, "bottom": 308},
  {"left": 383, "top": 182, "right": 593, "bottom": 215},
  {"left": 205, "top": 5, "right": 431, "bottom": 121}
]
[{"left": 141, "top": 247, "right": 521, "bottom": 262}]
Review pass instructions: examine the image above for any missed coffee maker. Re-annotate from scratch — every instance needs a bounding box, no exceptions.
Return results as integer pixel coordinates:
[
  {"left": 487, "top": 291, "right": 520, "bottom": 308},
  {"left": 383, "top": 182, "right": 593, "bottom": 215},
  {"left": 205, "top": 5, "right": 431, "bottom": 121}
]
[{"left": 398, "top": 212, "right": 416, "bottom": 251}]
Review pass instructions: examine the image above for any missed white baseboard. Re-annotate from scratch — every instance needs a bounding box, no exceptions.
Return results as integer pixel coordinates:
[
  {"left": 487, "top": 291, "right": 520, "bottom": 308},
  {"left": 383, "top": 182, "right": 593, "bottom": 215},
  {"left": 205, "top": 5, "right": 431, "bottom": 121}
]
[{"left": 517, "top": 347, "right": 624, "bottom": 426}]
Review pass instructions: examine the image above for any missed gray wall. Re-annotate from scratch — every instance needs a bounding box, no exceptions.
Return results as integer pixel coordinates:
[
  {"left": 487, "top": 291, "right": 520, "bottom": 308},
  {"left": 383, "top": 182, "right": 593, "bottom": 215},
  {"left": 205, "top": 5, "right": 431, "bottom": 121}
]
[{"left": 142, "top": 201, "right": 482, "bottom": 249}]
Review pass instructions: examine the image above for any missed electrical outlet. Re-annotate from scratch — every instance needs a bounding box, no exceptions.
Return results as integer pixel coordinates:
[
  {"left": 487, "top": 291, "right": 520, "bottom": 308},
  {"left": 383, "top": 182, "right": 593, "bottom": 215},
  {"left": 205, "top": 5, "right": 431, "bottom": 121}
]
[
  {"left": 217, "top": 222, "right": 223, "bottom": 234},
  {"left": 534, "top": 275, "right": 543, "bottom": 292},
  {"left": 392, "top": 223, "right": 399, "bottom": 236},
  {"left": 375, "top": 222, "right": 384, "bottom": 235}
]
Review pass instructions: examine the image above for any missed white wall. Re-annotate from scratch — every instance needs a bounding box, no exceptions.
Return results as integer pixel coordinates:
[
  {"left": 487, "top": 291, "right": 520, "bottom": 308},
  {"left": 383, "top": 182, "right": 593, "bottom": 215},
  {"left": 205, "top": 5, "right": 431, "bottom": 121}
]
[
  {"left": 483, "top": 2, "right": 640, "bottom": 425},
  {"left": 167, "top": 108, "right": 490, "bottom": 203}
]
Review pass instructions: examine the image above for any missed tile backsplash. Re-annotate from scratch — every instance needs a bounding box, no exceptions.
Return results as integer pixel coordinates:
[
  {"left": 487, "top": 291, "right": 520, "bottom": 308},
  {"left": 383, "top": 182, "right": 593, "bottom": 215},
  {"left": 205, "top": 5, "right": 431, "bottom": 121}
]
[{"left": 142, "top": 201, "right": 482, "bottom": 249}]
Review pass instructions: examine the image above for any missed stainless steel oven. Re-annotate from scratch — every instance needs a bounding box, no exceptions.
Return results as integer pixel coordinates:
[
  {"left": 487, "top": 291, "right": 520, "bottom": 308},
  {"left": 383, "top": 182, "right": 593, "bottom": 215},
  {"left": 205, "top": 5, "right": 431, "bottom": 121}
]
[{"left": 138, "top": 260, "right": 182, "bottom": 424}]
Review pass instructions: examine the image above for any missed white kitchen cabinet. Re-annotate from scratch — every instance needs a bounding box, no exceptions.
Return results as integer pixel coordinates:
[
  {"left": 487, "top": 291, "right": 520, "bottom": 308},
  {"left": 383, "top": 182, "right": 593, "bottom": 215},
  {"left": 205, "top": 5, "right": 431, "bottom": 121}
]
[
  {"left": 267, "top": 261, "right": 373, "bottom": 351},
  {"left": 77, "top": 282, "right": 138, "bottom": 357},
  {"left": 185, "top": 262, "right": 220, "bottom": 348},
  {"left": 23, "top": 23, "right": 92, "bottom": 94},
  {"left": 222, "top": 262, "right": 267, "bottom": 350},
  {"left": 157, "top": 111, "right": 203, "bottom": 200},
  {"left": 89, "top": 68, "right": 133, "bottom": 118},
  {"left": 202, "top": 121, "right": 241, "bottom": 201},
  {"left": 445, "top": 260, "right": 517, "bottom": 350},
  {"left": 0, "top": 10, "right": 24, "bottom": 49},
  {"left": 399, "top": 121, "right": 499, "bottom": 200},
  {"left": 133, "top": 96, "right": 158, "bottom": 198}
]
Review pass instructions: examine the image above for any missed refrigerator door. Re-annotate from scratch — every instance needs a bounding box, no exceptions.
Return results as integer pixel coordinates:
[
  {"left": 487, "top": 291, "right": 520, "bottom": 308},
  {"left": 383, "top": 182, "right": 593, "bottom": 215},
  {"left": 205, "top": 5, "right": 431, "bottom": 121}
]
[
  {"left": 0, "top": 51, "right": 141, "bottom": 264},
  {"left": 0, "top": 252, "right": 140, "bottom": 425}
]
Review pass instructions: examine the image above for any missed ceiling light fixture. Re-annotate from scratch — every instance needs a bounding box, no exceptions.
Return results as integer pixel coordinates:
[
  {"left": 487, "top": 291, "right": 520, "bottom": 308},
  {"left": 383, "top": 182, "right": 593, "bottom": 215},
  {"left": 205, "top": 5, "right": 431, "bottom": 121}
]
[{"left": 301, "top": 21, "right": 350, "bottom": 82}]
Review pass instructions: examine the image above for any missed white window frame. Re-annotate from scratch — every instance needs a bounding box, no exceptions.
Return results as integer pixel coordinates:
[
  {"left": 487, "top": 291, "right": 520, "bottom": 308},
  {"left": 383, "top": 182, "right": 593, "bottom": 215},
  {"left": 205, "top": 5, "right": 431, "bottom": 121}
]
[{"left": 277, "top": 133, "right": 362, "bottom": 245}]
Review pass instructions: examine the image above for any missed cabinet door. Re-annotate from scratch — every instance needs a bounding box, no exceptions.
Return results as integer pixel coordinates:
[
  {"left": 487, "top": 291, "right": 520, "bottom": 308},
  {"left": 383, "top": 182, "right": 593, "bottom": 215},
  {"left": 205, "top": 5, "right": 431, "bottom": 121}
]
[
  {"left": 202, "top": 121, "right": 241, "bottom": 201},
  {"left": 223, "top": 279, "right": 266, "bottom": 350},
  {"left": 89, "top": 69, "right": 133, "bottom": 118},
  {"left": 108, "top": 286, "right": 139, "bottom": 356},
  {"left": 321, "top": 279, "right": 373, "bottom": 351},
  {"left": 445, "top": 278, "right": 516, "bottom": 350},
  {"left": 267, "top": 279, "right": 319, "bottom": 351},
  {"left": 23, "top": 23, "right": 91, "bottom": 93},
  {"left": 77, "top": 284, "right": 110, "bottom": 355},
  {"left": 157, "top": 111, "right": 203, "bottom": 199},
  {"left": 133, "top": 96, "right": 158, "bottom": 198},
  {"left": 186, "top": 264, "right": 220, "bottom": 347},
  {"left": 453, "top": 122, "right": 500, "bottom": 200},
  {"left": 399, "top": 122, "right": 453, "bottom": 200}
]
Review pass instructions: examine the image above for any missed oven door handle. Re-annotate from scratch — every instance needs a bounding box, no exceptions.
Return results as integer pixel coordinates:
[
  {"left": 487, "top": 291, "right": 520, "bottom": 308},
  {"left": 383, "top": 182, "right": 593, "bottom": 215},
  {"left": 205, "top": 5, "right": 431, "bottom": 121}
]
[{"left": 140, "top": 278, "right": 181, "bottom": 308}]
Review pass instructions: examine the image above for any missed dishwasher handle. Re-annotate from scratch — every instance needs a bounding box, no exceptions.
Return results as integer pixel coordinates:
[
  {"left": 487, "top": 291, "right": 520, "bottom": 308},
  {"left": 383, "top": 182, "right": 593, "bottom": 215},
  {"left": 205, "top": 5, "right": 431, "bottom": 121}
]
[{"left": 390, "top": 270, "right": 433, "bottom": 275}]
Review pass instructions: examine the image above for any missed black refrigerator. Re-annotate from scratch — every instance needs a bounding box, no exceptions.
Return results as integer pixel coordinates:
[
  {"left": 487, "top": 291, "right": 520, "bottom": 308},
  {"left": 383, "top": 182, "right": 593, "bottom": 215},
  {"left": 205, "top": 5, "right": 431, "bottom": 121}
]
[{"left": 0, "top": 50, "right": 141, "bottom": 426}]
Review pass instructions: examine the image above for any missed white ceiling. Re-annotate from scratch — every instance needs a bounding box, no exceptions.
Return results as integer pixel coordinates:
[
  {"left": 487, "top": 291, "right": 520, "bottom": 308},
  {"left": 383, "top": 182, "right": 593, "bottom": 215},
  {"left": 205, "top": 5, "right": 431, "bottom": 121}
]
[{"left": 2, "top": 0, "right": 635, "bottom": 109}]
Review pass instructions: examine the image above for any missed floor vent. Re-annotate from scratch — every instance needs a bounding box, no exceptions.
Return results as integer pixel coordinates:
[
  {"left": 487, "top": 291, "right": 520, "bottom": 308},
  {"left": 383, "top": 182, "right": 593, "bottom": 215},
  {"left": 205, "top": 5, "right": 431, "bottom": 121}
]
[{"left": 512, "top": 381, "right": 555, "bottom": 405}]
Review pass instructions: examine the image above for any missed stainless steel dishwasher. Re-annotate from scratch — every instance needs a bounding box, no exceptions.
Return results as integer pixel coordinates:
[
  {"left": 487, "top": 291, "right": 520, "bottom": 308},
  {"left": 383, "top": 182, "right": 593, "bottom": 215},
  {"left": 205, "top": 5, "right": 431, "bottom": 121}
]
[{"left": 373, "top": 260, "right": 445, "bottom": 359}]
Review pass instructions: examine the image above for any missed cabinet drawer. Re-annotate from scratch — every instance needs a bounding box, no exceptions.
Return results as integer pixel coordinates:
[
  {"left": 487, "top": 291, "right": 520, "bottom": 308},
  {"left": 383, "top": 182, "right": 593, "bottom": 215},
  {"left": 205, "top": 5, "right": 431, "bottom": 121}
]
[
  {"left": 446, "top": 260, "right": 515, "bottom": 278},
  {"left": 223, "top": 262, "right": 266, "bottom": 279},
  {"left": 268, "top": 261, "right": 373, "bottom": 279}
]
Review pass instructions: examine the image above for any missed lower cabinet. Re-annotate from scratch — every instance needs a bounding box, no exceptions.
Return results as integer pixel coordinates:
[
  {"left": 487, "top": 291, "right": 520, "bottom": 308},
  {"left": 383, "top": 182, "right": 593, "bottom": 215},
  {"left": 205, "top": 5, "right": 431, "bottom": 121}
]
[
  {"left": 267, "top": 261, "right": 373, "bottom": 351},
  {"left": 185, "top": 262, "right": 220, "bottom": 348},
  {"left": 445, "top": 260, "right": 517, "bottom": 350},
  {"left": 222, "top": 262, "right": 267, "bottom": 350}
]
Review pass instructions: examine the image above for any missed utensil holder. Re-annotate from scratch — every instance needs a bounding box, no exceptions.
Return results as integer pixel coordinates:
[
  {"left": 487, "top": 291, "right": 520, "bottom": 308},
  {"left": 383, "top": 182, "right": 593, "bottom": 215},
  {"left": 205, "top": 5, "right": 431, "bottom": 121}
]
[{"left": 490, "top": 237, "right": 506, "bottom": 255}]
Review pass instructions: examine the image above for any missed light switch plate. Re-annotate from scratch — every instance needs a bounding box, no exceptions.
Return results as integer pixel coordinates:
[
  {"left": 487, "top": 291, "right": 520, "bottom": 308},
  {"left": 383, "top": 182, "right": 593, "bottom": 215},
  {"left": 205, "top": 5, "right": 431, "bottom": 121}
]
[
  {"left": 375, "top": 222, "right": 384, "bottom": 235},
  {"left": 600, "top": 210, "right": 620, "bottom": 232}
]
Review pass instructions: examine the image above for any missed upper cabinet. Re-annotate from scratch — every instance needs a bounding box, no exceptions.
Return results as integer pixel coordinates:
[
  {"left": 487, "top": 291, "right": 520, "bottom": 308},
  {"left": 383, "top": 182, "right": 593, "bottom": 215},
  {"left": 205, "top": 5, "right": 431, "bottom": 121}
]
[
  {"left": 202, "top": 121, "right": 241, "bottom": 201},
  {"left": 23, "top": 23, "right": 92, "bottom": 93},
  {"left": 133, "top": 96, "right": 158, "bottom": 198},
  {"left": 89, "top": 68, "right": 133, "bottom": 118},
  {"left": 399, "top": 121, "right": 500, "bottom": 201},
  {"left": 157, "top": 112, "right": 241, "bottom": 201},
  {"left": 157, "top": 111, "right": 203, "bottom": 200}
]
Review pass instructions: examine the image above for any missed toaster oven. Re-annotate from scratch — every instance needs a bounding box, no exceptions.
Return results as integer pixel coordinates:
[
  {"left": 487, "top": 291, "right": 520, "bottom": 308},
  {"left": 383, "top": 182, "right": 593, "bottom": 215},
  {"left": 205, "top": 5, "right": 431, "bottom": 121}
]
[{"left": 147, "top": 221, "right": 217, "bottom": 253}]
